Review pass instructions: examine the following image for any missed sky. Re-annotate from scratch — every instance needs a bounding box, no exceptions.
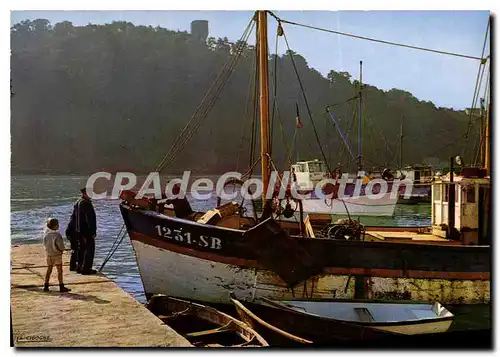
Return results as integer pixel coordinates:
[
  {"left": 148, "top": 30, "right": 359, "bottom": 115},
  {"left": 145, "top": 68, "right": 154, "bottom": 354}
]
[{"left": 10, "top": 10, "right": 491, "bottom": 109}]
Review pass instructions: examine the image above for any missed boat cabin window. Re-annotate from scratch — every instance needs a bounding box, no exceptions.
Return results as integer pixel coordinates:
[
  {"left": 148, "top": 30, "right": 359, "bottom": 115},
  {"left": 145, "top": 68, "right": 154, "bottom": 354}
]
[
  {"left": 466, "top": 185, "right": 476, "bottom": 203},
  {"left": 433, "top": 184, "right": 441, "bottom": 201},
  {"left": 414, "top": 170, "right": 421, "bottom": 182},
  {"left": 308, "top": 162, "right": 324, "bottom": 173}
]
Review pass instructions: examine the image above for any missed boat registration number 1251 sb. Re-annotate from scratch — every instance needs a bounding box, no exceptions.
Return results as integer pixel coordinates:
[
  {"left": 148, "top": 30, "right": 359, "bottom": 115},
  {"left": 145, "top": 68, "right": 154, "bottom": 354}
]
[{"left": 155, "top": 225, "right": 222, "bottom": 250}]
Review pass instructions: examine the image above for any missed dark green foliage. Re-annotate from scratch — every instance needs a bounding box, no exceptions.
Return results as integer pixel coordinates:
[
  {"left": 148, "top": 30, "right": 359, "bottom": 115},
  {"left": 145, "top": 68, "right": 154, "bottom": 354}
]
[{"left": 11, "top": 19, "right": 479, "bottom": 175}]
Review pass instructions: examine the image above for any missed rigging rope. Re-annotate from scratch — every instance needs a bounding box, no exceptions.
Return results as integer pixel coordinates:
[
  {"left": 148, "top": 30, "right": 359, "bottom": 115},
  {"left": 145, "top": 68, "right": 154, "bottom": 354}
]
[
  {"left": 159, "top": 24, "right": 255, "bottom": 172},
  {"left": 267, "top": 11, "right": 487, "bottom": 62},
  {"left": 266, "top": 154, "right": 288, "bottom": 191},
  {"left": 154, "top": 18, "right": 255, "bottom": 173},
  {"left": 295, "top": 122, "right": 316, "bottom": 161},
  {"left": 366, "top": 120, "right": 381, "bottom": 166},
  {"left": 153, "top": 51, "right": 237, "bottom": 172},
  {"left": 462, "top": 17, "right": 490, "bottom": 160},
  {"left": 472, "top": 126, "right": 483, "bottom": 167},
  {"left": 269, "top": 31, "right": 280, "bottom": 155},
  {"left": 274, "top": 24, "right": 352, "bottom": 218},
  {"left": 482, "top": 64, "right": 491, "bottom": 105},
  {"left": 241, "top": 157, "right": 262, "bottom": 180},
  {"left": 281, "top": 28, "right": 333, "bottom": 174},
  {"left": 463, "top": 58, "right": 489, "bottom": 141},
  {"left": 236, "top": 40, "right": 258, "bottom": 173},
  {"left": 462, "top": 59, "right": 488, "bottom": 161},
  {"left": 274, "top": 102, "right": 294, "bottom": 167},
  {"left": 362, "top": 98, "right": 394, "bottom": 163},
  {"left": 325, "top": 95, "right": 358, "bottom": 110},
  {"left": 363, "top": 156, "right": 390, "bottom": 170},
  {"left": 326, "top": 108, "right": 356, "bottom": 160},
  {"left": 336, "top": 100, "right": 357, "bottom": 170},
  {"left": 269, "top": 29, "right": 294, "bottom": 169},
  {"left": 247, "top": 38, "right": 260, "bottom": 219},
  {"left": 159, "top": 41, "right": 254, "bottom": 172},
  {"left": 325, "top": 95, "right": 359, "bottom": 167},
  {"left": 473, "top": 68, "right": 490, "bottom": 166},
  {"left": 248, "top": 38, "right": 259, "bottom": 175},
  {"left": 426, "top": 141, "right": 457, "bottom": 159}
]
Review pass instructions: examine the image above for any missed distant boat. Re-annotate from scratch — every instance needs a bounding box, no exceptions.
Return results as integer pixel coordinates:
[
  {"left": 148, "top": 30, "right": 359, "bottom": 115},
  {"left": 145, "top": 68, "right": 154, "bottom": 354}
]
[
  {"left": 396, "top": 165, "right": 435, "bottom": 186},
  {"left": 231, "top": 295, "right": 453, "bottom": 345},
  {"left": 291, "top": 159, "right": 398, "bottom": 216},
  {"left": 396, "top": 164, "right": 434, "bottom": 204},
  {"left": 145, "top": 295, "right": 269, "bottom": 347}
]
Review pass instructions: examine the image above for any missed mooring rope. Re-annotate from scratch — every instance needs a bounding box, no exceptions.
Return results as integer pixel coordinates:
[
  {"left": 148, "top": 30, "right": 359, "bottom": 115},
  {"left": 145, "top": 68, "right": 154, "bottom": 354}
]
[{"left": 99, "top": 224, "right": 127, "bottom": 272}]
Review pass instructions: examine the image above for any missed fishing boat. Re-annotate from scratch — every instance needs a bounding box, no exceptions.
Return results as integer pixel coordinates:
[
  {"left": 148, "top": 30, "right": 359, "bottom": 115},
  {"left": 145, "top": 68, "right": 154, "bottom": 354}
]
[
  {"left": 396, "top": 165, "right": 434, "bottom": 204},
  {"left": 291, "top": 159, "right": 398, "bottom": 216},
  {"left": 291, "top": 60, "right": 401, "bottom": 217},
  {"left": 300, "top": 193, "right": 397, "bottom": 216},
  {"left": 119, "top": 11, "right": 490, "bottom": 307},
  {"left": 397, "top": 165, "right": 434, "bottom": 187},
  {"left": 145, "top": 295, "right": 269, "bottom": 347},
  {"left": 230, "top": 295, "right": 453, "bottom": 344}
]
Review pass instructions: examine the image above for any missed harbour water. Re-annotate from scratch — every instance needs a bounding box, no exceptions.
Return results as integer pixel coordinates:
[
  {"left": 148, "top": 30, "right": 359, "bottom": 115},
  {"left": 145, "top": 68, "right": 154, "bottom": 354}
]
[{"left": 11, "top": 175, "right": 431, "bottom": 303}]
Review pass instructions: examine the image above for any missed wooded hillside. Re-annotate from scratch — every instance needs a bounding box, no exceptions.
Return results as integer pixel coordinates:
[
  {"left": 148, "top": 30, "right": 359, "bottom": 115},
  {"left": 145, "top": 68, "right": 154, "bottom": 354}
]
[{"left": 11, "top": 19, "right": 480, "bottom": 174}]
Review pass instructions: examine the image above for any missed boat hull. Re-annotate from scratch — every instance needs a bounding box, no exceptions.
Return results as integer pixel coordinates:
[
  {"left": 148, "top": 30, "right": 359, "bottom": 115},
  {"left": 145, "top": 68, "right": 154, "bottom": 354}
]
[
  {"left": 372, "top": 319, "right": 452, "bottom": 335},
  {"left": 264, "top": 299, "right": 454, "bottom": 335},
  {"left": 232, "top": 298, "right": 489, "bottom": 347},
  {"left": 298, "top": 182, "right": 398, "bottom": 216},
  {"left": 301, "top": 193, "right": 397, "bottom": 216},
  {"left": 229, "top": 298, "right": 395, "bottom": 344},
  {"left": 121, "top": 204, "right": 490, "bottom": 305}
]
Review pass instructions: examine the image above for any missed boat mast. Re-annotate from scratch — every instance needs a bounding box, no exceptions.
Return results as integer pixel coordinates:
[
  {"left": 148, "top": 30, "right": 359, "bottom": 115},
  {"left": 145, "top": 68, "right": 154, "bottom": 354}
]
[
  {"left": 399, "top": 116, "right": 404, "bottom": 169},
  {"left": 357, "top": 60, "right": 363, "bottom": 172},
  {"left": 483, "top": 55, "right": 491, "bottom": 175},
  {"left": 485, "top": 102, "right": 490, "bottom": 175},
  {"left": 479, "top": 98, "right": 485, "bottom": 166},
  {"left": 257, "top": 11, "right": 270, "bottom": 203}
]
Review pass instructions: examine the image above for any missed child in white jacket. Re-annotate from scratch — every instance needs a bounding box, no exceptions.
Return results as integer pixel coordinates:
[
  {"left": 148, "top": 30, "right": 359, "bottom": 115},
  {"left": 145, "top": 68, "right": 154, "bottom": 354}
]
[{"left": 43, "top": 218, "right": 71, "bottom": 292}]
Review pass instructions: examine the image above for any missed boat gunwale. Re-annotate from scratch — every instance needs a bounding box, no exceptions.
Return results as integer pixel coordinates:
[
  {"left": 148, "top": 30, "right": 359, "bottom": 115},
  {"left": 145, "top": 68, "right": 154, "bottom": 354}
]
[
  {"left": 259, "top": 298, "right": 454, "bottom": 328},
  {"left": 146, "top": 295, "right": 270, "bottom": 347},
  {"left": 122, "top": 202, "right": 491, "bottom": 250}
]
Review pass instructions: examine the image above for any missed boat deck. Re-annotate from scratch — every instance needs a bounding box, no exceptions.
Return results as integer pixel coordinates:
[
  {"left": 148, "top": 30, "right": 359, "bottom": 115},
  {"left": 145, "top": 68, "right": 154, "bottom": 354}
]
[
  {"left": 365, "top": 231, "right": 460, "bottom": 245},
  {"left": 10, "top": 244, "right": 192, "bottom": 347}
]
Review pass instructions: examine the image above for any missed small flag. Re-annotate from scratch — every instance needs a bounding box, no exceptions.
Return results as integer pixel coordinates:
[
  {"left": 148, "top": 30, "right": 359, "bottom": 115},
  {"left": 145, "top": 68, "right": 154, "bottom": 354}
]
[{"left": 296, "top": 103, "right": 303, "bottom": 128}]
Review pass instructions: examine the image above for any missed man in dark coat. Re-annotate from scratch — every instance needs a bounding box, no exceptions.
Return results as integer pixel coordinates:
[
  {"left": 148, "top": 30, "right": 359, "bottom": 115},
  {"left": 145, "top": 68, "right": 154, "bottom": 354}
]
[
  {"left": 65, "top": 211, "right": 79, "bottom": 271},
  {"left": 72, "top": 188, "right": 97, "bottom": 275}
]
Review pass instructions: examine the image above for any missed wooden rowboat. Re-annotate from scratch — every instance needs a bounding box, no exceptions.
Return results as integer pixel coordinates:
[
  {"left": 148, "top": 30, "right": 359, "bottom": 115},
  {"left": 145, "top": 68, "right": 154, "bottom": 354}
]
[
  {"left": 145, "top": 295, "right": 269, "bottom": 347},
  {"left": 231, "top": 295, "right": 454, "bottom": 345},
  {"left": 263, "top": 298, "right": 454, "bottom": 335}
]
